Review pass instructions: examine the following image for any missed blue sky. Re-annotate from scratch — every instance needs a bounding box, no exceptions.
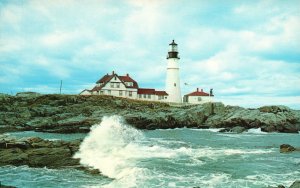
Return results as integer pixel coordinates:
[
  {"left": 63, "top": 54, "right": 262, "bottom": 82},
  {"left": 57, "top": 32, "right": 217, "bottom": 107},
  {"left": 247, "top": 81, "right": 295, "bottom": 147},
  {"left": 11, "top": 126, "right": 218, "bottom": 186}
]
[{"left": 0, "top": 0, "right": 300, "bottom": 109}]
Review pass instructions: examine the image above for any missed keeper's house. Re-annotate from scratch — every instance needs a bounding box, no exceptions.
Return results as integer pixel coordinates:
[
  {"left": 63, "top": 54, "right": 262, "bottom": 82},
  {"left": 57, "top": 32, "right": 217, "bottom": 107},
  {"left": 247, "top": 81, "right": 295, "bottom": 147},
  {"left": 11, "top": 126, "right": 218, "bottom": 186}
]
[
  {"left": 80, "top": 71, "right": 169, "bottom": 102},
  {"left": 183, "top": 88, "right": 214, "bottom": 104}
]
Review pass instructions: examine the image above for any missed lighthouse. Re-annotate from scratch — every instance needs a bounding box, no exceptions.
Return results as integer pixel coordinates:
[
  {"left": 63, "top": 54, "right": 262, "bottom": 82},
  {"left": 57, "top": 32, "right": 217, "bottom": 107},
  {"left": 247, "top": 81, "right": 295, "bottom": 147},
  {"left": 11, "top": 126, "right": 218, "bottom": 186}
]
[{"left": 165, "top": 40, "right": 182, "bottom": 103}]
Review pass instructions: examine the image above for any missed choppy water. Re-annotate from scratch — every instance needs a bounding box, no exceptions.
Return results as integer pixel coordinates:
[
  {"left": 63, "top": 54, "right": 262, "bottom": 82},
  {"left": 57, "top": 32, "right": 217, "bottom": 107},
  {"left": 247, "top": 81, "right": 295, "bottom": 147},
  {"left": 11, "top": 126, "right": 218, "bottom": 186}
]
[{"left": 1, "top": 116, "right": 299, "bottom": 188}]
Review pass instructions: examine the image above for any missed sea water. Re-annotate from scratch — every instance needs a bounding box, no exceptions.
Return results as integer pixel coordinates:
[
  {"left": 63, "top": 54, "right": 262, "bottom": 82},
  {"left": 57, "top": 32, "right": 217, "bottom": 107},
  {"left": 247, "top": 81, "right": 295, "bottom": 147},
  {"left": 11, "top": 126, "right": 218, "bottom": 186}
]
[{"left": 1, "top": 116, "right": 299, "bottom": 188}]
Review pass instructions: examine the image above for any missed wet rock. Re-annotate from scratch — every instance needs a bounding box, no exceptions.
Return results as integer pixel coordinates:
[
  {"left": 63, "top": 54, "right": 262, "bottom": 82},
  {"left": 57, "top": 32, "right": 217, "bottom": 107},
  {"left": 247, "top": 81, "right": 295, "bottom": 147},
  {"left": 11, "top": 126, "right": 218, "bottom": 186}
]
[
  {"left": 0, "top": 136, "right": 81, "bottom": 168},
  {"left": 280, "top": 144, "right": 298, "bottom": 153},
  {"left": 219, "top": 126, "right": 246, "bottom": 133},
  {"left": 289, "top": 180, "right": 300, "bottom": 188},
  {"left": 0, "top": 181, "right": 16, "bottom": 188}
]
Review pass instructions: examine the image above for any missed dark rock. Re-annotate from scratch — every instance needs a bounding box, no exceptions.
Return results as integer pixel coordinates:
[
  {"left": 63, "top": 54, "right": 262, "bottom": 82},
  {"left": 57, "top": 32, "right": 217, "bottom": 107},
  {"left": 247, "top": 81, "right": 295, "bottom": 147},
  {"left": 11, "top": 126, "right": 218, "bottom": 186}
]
[
  {"left": 0, "top": 136, "right": 81, "bottom": 168},
  {"left": 280, "top": 144, "right": 297, "bottom": 153},
  {"left": 0, "top": 181, "right": 16, "bottom": 188},
  {"left": 219, "top": 126, "right": 246, "bottom": 133},
  {"left": 289, "top": 180, "right": 300, "bottom": 188},
  {"left": 231, "top": 126, "right": 246, "bottom": 133}
]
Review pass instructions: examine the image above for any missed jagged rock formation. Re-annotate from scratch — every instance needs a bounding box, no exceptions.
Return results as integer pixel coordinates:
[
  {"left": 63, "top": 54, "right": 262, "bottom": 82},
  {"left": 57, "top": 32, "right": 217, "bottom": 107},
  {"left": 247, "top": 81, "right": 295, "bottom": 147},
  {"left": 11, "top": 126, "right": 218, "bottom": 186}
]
[
  {"left": 0, "top": 94, "right": 299, "bottom": 133},
  {"left": 0, "top": 134, "right": 80, "bottom": 168}
]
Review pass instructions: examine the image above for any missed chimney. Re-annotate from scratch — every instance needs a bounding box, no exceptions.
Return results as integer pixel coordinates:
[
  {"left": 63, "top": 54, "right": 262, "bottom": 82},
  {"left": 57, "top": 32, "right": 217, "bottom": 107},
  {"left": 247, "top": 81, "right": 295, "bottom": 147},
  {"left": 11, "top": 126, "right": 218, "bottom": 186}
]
[
  {"left": 197, "top": 88, "right": 199, "bottom": 92},
  {"left": 201, "top": 89, "right": 203, "bottom": 92},
  {"left": 112, "top": 71, "right": 115, "bottom": 75},
  {"left": 126, "top": 73, "right": 129, "bottom": 77}
]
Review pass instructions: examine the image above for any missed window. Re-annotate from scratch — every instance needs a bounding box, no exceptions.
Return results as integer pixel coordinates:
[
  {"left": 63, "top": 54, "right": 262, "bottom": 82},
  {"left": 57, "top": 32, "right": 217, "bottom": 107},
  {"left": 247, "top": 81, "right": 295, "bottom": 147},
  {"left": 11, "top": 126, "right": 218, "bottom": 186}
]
[
  {"left": 127, "top": 82, "right": 133, "bottom": 86},
  {"left": 139, "top": 94, "right": 141, "bottom": 98},
  {"left": 174, "top": 83, "right": 176, "bottom": 87},
  {"left": 116, "top": 83, "right": 120, "bottom": 88},
  {"left": 148, "top": 94, "right": 151, "bottom": 99},
  {"left": 198, "top": 97, "right": 202, "bottom": 101},
  {"left": 100, "top": 91, "right": 104, "bottom": 95},
  {"left": 114, "top": 77, "right": 117, "bottom": 80},
  {"left": 119, "top": 91, "right": 123, "bottom": 96},
  {"left": 110, "top": 83, "right": 114, "bottom": 88},
  {"left": 129, "top": 91, "right": 132, "bottom": 97},
  {"left": 108, "top": 90, "right": 111, "bottom": 95},
  {"left": 143, "top": 94, "right": 146, "bottom": 98},
  {"left": 158, "top": 96, "right": 162, "bottom": 100}
]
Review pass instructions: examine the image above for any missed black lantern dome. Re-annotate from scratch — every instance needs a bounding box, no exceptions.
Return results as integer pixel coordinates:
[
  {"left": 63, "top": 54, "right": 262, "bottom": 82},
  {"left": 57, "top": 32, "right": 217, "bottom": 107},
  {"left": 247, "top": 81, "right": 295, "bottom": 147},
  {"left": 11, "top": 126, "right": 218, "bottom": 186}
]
[{"left": 167, "top": 40, "right": 180, "bottom": 59}]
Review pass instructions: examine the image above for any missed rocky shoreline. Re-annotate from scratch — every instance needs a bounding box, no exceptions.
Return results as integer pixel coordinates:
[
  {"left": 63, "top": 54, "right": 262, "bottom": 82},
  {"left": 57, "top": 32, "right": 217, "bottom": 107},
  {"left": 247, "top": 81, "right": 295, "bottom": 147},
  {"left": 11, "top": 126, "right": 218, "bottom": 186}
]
[
  {"left": 0, "top": 94, "right": 299, "bottom": 187},
  {"left": 0, "top": 94, "right": 299, "bottom": 133}
]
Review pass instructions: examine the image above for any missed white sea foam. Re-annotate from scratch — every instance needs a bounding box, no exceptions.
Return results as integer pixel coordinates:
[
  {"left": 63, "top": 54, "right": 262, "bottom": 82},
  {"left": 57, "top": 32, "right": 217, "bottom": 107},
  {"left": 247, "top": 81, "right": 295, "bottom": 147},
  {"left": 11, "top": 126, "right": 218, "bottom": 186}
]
[
  {"left": 191, "top": 128, "right": 223, "bottom": 132},
  {"left": 74, "top": 116, "right": 275, "bottom": 187},
  {"left": 74, "top": 116, "right": 148, "bottom": 187},
  {"left": 246, "top": 128, "right": 267, "bottom": 134}
]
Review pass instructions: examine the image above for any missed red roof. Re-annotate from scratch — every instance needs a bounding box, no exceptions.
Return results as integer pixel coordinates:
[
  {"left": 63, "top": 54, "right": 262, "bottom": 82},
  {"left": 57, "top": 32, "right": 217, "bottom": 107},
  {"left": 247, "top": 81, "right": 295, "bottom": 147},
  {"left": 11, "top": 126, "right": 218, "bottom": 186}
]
[
  {"left": 155, "top": 91, "right": 168, "bottom": 96},
  {"left": 91, "top": 86, "right": 104, "bottom": 92},
  {"left": 137, "top": 88, "right": 155, "bottom": 95},
  {"left": 96, "top": 74, "right": 113, "bottom": 84},
  {"left": 96, "top": 72, "right": 139, "bottom": 89},
  {"left": 185, "top": 88, "right": 213, "bottom": 97},
  {"left": 119, "top": 74, "right": 139, "bottom": 89}
]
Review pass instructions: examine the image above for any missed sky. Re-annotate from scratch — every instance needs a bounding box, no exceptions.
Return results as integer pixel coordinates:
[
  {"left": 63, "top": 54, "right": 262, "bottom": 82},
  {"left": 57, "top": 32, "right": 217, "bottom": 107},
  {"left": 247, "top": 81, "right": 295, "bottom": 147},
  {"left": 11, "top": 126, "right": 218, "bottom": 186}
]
[{"left": 0, "top": 0, "right": 300, "bottom": 109}]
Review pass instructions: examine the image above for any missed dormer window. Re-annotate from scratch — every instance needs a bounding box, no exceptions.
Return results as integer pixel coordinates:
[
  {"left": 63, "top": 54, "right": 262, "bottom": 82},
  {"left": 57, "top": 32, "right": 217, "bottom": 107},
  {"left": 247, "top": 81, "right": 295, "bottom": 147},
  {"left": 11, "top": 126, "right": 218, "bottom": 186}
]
[{"left": 126, "top": 82, "right": 133, "bottom": 87}]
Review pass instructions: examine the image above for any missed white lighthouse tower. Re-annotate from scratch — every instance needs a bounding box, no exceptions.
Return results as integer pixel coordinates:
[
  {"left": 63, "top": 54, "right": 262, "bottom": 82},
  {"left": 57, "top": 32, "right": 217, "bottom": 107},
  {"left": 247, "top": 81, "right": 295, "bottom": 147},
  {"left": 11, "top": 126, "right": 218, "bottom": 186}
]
[{"left": 166, "top": 40, "right": 182, "bottom": 103}]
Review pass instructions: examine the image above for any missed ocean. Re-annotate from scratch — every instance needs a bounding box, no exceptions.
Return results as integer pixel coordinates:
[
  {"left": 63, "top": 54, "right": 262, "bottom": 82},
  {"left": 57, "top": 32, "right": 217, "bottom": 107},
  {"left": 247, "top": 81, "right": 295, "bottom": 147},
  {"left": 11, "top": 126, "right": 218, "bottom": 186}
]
[{"left": 1, "top": 116, "right": 299, "bottom": 188}]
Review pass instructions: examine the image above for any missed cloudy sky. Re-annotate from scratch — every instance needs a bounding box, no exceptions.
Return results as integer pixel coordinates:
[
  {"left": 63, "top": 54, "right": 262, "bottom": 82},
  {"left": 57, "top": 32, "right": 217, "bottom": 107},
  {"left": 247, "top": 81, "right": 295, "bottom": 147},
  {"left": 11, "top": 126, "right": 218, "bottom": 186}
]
[{"left": 0, "top": 0, "right": 300, "bottom": 109}]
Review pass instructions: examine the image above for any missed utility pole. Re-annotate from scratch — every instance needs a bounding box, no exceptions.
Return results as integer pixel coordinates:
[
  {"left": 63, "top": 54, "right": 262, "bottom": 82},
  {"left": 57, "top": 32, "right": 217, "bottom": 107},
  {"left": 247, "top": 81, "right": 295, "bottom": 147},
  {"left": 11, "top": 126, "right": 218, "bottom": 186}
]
[{"left": 60, "top": 80, "right": 62, "bottom": 94}]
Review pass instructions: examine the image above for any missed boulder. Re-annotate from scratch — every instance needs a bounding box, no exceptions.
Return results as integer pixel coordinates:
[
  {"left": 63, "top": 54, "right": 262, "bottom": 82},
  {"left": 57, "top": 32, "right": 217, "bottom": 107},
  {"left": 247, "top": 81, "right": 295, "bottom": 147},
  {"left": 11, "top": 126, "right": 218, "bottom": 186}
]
[
  {"left": 289, "top": 180, "right": 300, "bottom": 188},
  {"left": 0, "top": 136, "right": 81, "bottom": 168},
  {"left": 280, "top": 144, "right": 297, "bottom": 153},
  {"left": 219, "top": 126, "right": 246, "bottom": 133}
]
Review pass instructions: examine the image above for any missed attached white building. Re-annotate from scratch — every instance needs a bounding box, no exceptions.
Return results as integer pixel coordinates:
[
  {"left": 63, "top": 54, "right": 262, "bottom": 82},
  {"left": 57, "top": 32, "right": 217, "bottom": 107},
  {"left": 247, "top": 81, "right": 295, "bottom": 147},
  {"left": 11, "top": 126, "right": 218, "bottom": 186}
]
[
  {"left": 183, "top": 88, "right": 214, "bottom": 104},
  {"left": 80, "top": 71, "right": 169, "bottom": 102}
]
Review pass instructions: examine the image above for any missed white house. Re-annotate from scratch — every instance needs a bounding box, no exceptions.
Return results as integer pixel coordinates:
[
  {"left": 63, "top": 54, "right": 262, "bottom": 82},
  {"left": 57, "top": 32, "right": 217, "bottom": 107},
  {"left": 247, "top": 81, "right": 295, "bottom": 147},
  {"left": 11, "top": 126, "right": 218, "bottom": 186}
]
[
  {"left": 183, "top": 88, "right": 214, "bottom": 104},
  {"left": 80, "top": 71, "right": 169, "bottom": 102}
]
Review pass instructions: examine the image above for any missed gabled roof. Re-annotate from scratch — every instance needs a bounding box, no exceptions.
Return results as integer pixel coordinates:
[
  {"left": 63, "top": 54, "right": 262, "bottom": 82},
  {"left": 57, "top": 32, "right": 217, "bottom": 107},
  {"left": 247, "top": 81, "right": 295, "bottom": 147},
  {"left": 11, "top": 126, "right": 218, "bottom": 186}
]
[
  {"left": 96, "top": 74, "right": 114, "bottom": 84},
  {"left": 185, "top": 88, "right": 213, "bottom": 97},
  {"left": 138, "top": 88, "right": 155, "bottom": 95},
  {"left": 155, "top": 91, "right": 168, "bottom": 96},
  {"left": 119, "top": 74, "right": 139, "bottom": 89},
  {"left": 91, "top": 86, "right": 104, "bottom": 92},
  {"left": 95, "top": 72, "right": 139, "bottom": 89}
]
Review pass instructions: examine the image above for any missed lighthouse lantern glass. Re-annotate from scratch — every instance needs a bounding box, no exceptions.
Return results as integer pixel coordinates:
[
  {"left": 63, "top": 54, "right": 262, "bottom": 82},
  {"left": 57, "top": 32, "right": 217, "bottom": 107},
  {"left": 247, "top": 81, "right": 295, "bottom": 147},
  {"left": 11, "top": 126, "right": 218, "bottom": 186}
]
[{"left": 169, "top": 44, "right": 178, "bottom": 52}]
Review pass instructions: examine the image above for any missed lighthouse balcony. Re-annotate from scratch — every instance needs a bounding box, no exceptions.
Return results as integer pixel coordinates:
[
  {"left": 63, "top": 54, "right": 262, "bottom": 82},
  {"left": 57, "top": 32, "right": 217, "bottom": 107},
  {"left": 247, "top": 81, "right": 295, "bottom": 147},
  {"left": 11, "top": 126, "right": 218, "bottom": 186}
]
[{"left": 167, "top": 53, "right": 180, "bottom": 59}]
